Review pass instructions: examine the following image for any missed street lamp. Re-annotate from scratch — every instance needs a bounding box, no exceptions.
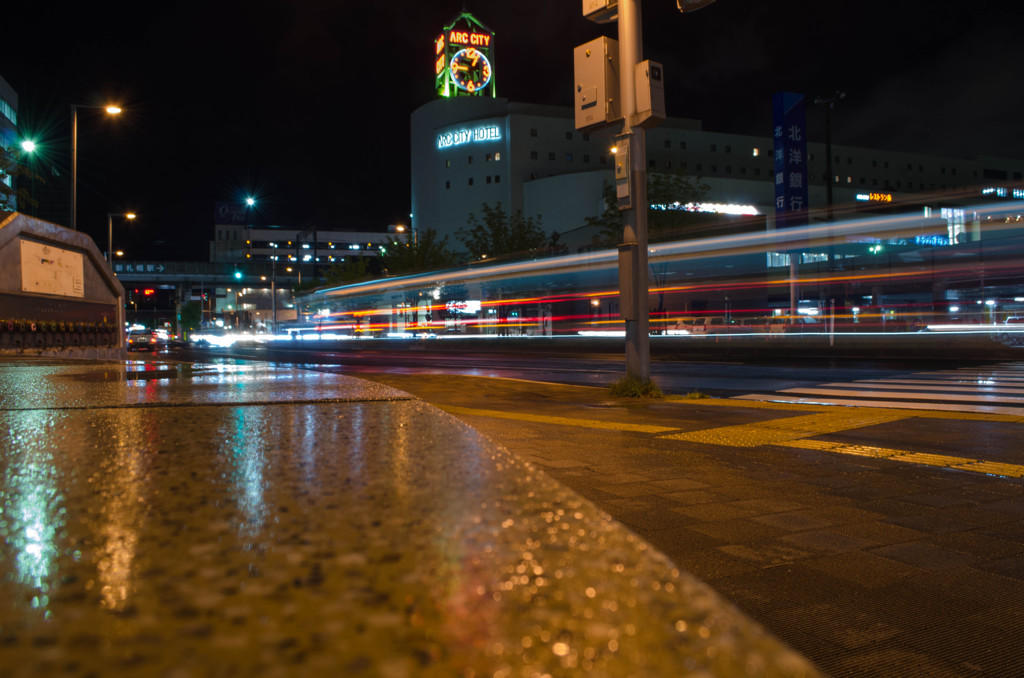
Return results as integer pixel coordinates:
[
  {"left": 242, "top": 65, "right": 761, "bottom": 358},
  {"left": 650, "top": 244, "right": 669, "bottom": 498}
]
[
  {"left": 270, "top": 242, "right": 278, "bottom": 335},
  {"left": 107, "top": 212, "right": 136, "bottom": 262},
  {"left": 813, "top": 92, "right": 845, "bottom": 223},
  {"left": 19, "top": 140, "right": 38, "bottom": 216},
  {"left": 71, "top": 103, "right": 123, "bottom": 231}
]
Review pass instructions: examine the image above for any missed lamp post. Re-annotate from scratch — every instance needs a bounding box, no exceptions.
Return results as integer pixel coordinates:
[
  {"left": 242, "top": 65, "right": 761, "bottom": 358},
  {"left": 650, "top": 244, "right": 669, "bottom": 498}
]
[
  {"left": 270, "top": 242, "right": 278, "bottom": 335},
  {"left": 71, "top": 103, "right": 123, "bottom": 231},
  {"left": 813, "top": 92, "right": 845, "bottom": 223},
  {"left": 107, "top": 212, "right": 136, "bottom": 262},
  {"left": 19, "top": 140, "right": 38, "bottom": 216}
]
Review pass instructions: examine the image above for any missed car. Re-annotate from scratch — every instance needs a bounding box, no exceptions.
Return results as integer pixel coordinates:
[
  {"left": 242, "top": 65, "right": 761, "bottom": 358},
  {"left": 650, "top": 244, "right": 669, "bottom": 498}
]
[{"left": 127, "top": 329, "right": 165, "bottom": 351}]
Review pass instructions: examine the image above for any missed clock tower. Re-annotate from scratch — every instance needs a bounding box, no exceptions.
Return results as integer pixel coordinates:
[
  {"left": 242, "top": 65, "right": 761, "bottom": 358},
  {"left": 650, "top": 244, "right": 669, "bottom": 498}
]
[{"left": 435, "top": 12, "right": 496, "bottom": 98}]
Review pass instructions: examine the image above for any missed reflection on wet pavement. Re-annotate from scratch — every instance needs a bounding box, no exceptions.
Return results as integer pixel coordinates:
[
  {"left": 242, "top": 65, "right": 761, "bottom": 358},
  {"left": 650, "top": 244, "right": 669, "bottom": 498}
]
[{"left": 0, "top": 360, "right": 820, "bottom": 676}]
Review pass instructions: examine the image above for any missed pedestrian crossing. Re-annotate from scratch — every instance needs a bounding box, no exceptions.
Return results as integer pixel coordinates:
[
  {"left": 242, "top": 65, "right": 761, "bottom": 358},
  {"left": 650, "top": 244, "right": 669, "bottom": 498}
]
[{"left": 732, "top": 363, "right": 1024, "bottom": 415}]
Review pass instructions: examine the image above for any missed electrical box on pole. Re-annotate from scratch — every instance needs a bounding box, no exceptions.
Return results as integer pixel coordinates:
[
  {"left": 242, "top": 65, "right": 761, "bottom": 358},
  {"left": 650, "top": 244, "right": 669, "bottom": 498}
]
[
  {"left": 573, "top": 37, "right": 621, "bottom": 132},
  {"left": 613, "top": 133, "right": 631, "bottom": 209},
  {"left": 633, "top": 60, "right": 666, "bottom": 129},
  {"left": 582, "top": 0, "right": 618, "bottom": 24}
]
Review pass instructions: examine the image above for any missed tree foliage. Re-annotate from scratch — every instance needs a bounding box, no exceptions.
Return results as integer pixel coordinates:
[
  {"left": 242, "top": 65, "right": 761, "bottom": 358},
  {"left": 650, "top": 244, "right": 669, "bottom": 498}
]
[
  {"left": 0, "top": 146, "right": 43, "bottom": 215},
  {"left": 322, "top": 256, "right": 372, "bottom": 286},
  {"left": 458, "top": 203, "right": 546, "bottom": 261},
  {"left": 587, "top": 171, "right": 714, "bottom": 247},
  {"left": 380, "top": 227, "right": 458, "bottom": 276},
  {"left": 177, "top": 301, "right": 202, "bottom": 336}
]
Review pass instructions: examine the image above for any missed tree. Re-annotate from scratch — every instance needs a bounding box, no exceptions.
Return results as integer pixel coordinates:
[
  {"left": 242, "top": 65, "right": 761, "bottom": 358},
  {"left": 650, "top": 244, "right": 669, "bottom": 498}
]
[
  {"left": 458, "top": 203, "right": 546, "bottom": 261},
  {"left": 0, "top": 146, "right": 43, "bottom": 215},
  {"left": 177, "top": 301, "right": 202, "bottom": 338},
  {"left": 588, "top": 171, "right": 714, "bottom": 248},
  {"left": 322, "top": 257, "right": 372, "bottom": 286},
  {"left": 380, "top": 227, "right": 458, "bottom": 276}
]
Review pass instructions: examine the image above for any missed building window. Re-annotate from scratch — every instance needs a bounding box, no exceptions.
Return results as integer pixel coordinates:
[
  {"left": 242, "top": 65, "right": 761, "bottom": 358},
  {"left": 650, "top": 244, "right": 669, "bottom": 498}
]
[
  {"left": 530, "top": 128, "right": 538, "bottom": 137},
  {"left": 445, "top": 181, "right": 450, "bottom": 189},
  {"left": 754, "top": 168, "right": 761, "bottom": 176},
  {"left": 583, "top": 133, "right": 590, "bottom": 141},
  {"left": 566, "top": 153, "right": 573, "bottom": 162},
  {"left": 468, "top": 178, "right": 474, "bottom": 186},
  {"left": 445, "top": 159, "right": 451, "bottom": 168},
  {"left": 649, "top": 160, "right": 656, "bottom": 168},
  {"left": 680, "top": 141, "right": 687, "bottom": 149},
  {"left": 740, "top": 166, "right": 747, "bottom": 175},
  {"left": 872, "top": 160, "right": 878, "bottom": 168},
  {"left": 711, "top": 164, "right": 718, "bottom": 172},
  {"left": 530, "top": 151, "right": 538, "bottom": 159},
  {"left": 664, "top": 140, "right": 671, "bottom": 148},
  {"left": 495, "top": 175, "right": 500, "bottom": 183},
  {"left": 725, "top": 145, "right": 731, "bottom": 153},
  {"left": 726, "top": 165, "right": 732, "bottom": 174},
  {"left": 565, "top": 131, "right": 572, "bottom": 140},
  {"left": 665, "top": 161, "right": 672, "bottom": 169},
  {"left": 485, "top": 153, "right": 492, "bottom": 162},
  {"left": 710, "top": 144, "right": 717, "bottom": 152},
  {"left": 486, "top": 176, "right": 492, "bottom": 184},
  {"left": 696, "top": 163, "right": 702, "bottom": 172},
  {"left": 548, "top": 152, "right": 556, "bottom": 161},
  {"left": 495, "top": 152, "right": 501, "bottom": 161},
  {"left": 600, "top": 155, "right": 608, "bottom": 164},
  {"left": 583, "top": 154, "right": 590, "bottom": 163}
]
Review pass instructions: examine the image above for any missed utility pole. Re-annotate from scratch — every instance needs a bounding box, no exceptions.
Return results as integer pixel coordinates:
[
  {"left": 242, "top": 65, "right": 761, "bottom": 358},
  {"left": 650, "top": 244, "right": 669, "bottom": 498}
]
[
  {"left": 617, "top": 0, "right": 650, "bottom": 382},
  {"left": 577, "top": 0, "right": 717, "bottom": 384}
]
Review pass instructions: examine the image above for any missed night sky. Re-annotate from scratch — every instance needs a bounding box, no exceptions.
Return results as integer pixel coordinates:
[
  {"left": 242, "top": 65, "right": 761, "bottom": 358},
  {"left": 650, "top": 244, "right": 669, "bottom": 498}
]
[{"left": 4, "top": 0, "right": 1022, "bottom": 261}]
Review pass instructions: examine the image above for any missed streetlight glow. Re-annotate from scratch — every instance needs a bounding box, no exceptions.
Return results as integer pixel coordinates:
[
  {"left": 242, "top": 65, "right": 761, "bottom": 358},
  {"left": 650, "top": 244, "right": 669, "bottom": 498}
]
[
  {"left": 20, "top": 140, "right": 36, "bottom": 153},
  {"left": 71, "top": 103, "right": 127, "bottom": 230},
  {"left": 108, "top": 211, "right": 137, "bottom": 263}
]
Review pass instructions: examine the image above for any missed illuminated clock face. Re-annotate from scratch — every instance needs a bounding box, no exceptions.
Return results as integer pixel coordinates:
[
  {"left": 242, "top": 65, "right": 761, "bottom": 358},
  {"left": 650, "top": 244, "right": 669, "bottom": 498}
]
[{"left": 449, "top": 47, "right": 492, "bottom": 93}]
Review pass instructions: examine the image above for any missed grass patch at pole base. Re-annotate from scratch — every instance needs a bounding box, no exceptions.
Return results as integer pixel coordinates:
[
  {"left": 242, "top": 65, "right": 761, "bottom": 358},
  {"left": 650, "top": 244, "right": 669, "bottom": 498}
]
[{"left": 609, "top": 376, "right": 664, "bottom": 399}]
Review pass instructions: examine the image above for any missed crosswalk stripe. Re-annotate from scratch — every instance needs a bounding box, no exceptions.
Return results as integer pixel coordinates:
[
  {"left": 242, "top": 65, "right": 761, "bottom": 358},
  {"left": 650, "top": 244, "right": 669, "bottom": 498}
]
[
  {"left": 731, "top": 393, "right": 1024, "bottom": 416},
  {"left": 777, "top": 386, "right": 1024, "bottom": 404},
  {"left": 830, "top": 382, "right": 1024, "bottom": 394},
  {"left": 733, "top": 361, "right": 1024, "bottom": 415}
]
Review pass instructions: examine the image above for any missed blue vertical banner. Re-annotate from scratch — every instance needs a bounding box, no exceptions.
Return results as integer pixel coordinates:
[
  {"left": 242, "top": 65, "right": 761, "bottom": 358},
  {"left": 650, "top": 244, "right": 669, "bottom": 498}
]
[{"left": 772, "top": 92, "right": 809, "bottom": 228}]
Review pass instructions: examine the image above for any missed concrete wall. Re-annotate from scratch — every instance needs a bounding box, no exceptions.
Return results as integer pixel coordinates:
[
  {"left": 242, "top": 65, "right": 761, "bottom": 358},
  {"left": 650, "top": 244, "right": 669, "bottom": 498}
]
[{"left": 0, "top": 212, "right": 124, "bottom": 358}]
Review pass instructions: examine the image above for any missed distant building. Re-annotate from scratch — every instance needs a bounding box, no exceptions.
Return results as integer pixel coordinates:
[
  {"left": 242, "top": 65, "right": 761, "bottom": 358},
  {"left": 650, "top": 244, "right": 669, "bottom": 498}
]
[
  {"left": 0, "top": 75, "right": 19, "bottom": 207},
  {"left": 210, "top": 203, "right": 407, "bottom": 276},
  {"left": 410, "top": 96, "right": 1024, "bottom": 253}
]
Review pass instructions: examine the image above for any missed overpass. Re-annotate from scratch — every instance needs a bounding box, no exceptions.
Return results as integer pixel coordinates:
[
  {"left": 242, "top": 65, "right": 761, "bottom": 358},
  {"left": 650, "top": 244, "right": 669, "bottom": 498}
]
[{"left": 112, "top": 260, "right": 303, "bottom": 332}]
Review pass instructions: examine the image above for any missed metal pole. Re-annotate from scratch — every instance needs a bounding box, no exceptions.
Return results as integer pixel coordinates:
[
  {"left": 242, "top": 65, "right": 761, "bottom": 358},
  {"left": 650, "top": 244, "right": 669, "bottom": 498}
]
[
  {"left": 618, "top": 0, "right": 650, "bottom": 382},
  {"left": 107, "top": 213, "right": 112, "bottom": 261},
  {"left": 824, "top": 104, "right": 834, "bottom": 223},
  {"left": 70, "top": 105, "right": 78, "bottom": 230}
]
